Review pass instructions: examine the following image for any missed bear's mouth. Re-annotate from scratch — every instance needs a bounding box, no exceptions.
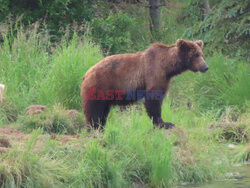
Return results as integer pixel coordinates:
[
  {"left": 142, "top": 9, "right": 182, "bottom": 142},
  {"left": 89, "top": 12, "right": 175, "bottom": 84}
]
[{"left": 199, "top": 64, "right": 209, "bottom": 73}]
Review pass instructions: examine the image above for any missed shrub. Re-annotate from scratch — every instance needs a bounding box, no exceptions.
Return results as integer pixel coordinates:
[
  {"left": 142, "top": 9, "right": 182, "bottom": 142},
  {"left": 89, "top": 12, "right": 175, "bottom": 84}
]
[
  {"left": 0, "top": 0, "right": 96, "bottom": 40},
  {"left": 88, "top": 12, "right": 135, "bottom": 54}
]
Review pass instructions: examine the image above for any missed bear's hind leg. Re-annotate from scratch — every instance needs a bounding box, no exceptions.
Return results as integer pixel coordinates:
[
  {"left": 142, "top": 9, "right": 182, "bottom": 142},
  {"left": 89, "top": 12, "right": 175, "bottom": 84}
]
[
  {"left": 84, "top": 100, "right": 110, "bottom": 131},
  {"left": 99, "top": 104, "right": 111, "bottom": 130}
]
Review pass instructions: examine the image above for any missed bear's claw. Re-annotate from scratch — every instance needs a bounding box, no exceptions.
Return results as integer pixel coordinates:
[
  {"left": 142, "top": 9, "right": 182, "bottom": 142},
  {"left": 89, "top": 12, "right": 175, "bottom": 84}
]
[{"left": 159, "top": 122, "right": 175, "bottom": 129}]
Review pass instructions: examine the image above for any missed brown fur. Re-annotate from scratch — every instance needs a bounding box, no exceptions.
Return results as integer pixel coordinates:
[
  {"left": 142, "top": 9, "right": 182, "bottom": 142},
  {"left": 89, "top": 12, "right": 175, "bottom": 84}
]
[{"left": 81, "top": 39, "right": 208, "bottom": 130}]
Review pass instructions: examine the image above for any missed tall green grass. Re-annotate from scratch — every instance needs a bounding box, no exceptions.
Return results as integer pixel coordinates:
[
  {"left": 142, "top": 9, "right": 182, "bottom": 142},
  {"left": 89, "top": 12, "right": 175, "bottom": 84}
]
[
  {"left": 0, "top": 23, "right": 50, "bottom": 110},
  {"left": 37, "top": 34, "right": 103, "bottom": 109},
  {"left": 0, "top": 130, "right": 72, "bottom": 187},
  {"left": 169, "top": 54, "right": 250, "bottom": 111},
  {"left": 0, "top": 24, "right": 103, "bottom": 125},
  {"left": 0, "top": 103, "right": 231, "bottom": 187}
]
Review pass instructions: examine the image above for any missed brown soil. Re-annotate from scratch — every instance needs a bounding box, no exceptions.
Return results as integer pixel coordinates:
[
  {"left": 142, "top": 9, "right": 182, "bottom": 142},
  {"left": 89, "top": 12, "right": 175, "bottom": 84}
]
[{"left": 0, "top": 127, "right": 84, "bottom": 152}]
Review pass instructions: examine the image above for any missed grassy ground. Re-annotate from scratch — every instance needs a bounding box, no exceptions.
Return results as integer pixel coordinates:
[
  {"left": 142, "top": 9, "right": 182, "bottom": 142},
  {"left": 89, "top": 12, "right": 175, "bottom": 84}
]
[
  {"left": 0, "top": 25, "right": 249, "bottom": 187},
  {"left": 0, "top": 103, "right": 248, "bottom": 187}
]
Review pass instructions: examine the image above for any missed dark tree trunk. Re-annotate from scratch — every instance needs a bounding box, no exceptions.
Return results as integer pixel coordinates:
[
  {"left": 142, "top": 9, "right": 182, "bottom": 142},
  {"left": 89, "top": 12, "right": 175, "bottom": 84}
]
[{"left": 149, "top": 0, "right": 161, "bottom": 39}]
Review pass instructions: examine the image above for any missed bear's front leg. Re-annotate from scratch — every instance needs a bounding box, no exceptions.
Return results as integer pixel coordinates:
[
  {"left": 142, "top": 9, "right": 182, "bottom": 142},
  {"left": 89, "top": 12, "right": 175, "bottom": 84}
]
[
  {"left": 158, "top": 122, "right": 175, "bottom": 129},
  {"left": 144, "top": 99, "right": 175, "bottom": 129}
]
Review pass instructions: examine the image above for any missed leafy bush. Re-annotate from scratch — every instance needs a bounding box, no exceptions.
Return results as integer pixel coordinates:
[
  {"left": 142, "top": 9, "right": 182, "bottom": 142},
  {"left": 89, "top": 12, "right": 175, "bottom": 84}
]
[
  {"left": 88, "top": 12, "right": 136, "bottom": 54},
  {"left": 0, "top": 0, "right": 9, "bottom": 20},
  {"left": 0, "top": 0, "right": 96, "bottom": 40},
  {"left": 180, "top": 0, "right": 204, "bottom": 23}
]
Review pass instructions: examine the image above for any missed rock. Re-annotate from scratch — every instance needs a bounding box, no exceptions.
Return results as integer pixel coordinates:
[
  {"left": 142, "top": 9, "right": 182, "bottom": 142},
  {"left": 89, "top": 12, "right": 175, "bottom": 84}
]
[
  {"left": 0, "top": 138, "right": 11, "bottom": 148},
  {"left": 26, "top": 105, "right": 46, "bottom": 115}
]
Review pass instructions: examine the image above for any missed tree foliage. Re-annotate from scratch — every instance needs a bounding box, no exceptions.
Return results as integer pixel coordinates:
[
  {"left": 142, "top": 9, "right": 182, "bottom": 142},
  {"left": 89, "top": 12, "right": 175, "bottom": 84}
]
[
  {"left": 0, "top": 0, "right": 249, "bottom": 58},
  {"left": 0, "top": 0, "right": 96, "bottom": 38},
  {"left": 88, "top": 12, "right": 135, "bottom": 54},
  {"left": 184, "top": 0, "right": 250, "bottom": 59}
]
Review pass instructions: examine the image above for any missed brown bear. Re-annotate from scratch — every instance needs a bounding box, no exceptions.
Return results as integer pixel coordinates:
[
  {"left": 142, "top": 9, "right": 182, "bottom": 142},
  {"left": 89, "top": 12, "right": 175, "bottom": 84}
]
[{"left": 81, "top": 39, "right": 209, "bottom": 131}]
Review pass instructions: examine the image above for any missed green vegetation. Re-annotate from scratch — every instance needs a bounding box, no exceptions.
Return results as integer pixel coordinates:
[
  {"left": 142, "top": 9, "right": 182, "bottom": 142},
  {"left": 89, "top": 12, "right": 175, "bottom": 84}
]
[
  {"left": 89, "top": 12, "right": 136, "bottom": 54},
  {"left": 169, "top": 54, "right": 250, "bottom": 110},
  {"left": 184, "top": 0, "right": 250, "bottom": 59},
  {"left": 0, "top": 106, "right": 233, "bottom": 187},
  {"left": 37, "top": 35, "right": 103, "bottom": 108},
  {"left": 18, "top": 105, "right": 84, "bottom": 134},
  {"left": 0, "top": 0, "right": 249, "bottom": 187}
]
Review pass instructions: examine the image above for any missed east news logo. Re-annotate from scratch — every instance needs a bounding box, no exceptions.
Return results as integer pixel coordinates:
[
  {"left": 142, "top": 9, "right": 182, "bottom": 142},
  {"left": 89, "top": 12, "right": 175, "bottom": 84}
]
[{"left": 86, "top": 88, "right": 164, "bottom": 101}]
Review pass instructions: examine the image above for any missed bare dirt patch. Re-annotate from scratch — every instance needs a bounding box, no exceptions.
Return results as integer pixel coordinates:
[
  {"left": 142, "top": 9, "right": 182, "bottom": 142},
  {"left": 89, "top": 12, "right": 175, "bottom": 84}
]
[
  {"left": 0, "top": 127, "right": 83, "bottom": 152},
  {"left": 0, "top": 127, "right": 28, "bottom": 145}
]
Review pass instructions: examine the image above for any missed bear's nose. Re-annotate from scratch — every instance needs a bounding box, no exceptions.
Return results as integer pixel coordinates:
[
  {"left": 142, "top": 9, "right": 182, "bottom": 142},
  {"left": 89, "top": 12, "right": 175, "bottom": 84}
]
[
  {"left": 201, "top": 64, "right": 209, "bottom": 73},
  {"left": 203, "top": 66, "right": 209, "bottom": 72}
]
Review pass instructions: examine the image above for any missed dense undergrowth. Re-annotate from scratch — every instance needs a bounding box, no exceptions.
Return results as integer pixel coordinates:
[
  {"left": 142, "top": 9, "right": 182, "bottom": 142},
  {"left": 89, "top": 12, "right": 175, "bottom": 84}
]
[{"left": 0, "top": 0, "right": 249, "bottom": 187}]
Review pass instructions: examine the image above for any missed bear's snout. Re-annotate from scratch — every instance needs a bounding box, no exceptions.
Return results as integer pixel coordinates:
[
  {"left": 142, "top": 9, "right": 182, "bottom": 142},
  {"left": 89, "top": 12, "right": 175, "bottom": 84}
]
[{"left": 200, "top": 63, "right": 209, "bottom": 73}]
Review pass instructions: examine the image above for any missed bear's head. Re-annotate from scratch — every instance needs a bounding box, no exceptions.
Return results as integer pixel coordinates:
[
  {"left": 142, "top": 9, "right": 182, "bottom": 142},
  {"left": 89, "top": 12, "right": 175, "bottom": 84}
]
[{"left": 177, "top": 39, "right": 209, "bottom": 73}]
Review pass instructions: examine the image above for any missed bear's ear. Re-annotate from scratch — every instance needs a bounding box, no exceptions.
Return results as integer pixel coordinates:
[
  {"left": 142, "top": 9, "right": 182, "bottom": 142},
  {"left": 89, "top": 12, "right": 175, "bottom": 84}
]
[
  {"left": 177, "top": 39, "right": 189, "bottom": 51},
  {"left": 195, "top": 40, "right": 204, "bottom": 48}
]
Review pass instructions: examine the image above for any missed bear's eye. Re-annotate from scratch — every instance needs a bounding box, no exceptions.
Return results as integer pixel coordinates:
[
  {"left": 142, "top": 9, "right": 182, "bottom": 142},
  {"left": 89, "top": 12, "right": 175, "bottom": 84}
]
[{"left": 194, "top": 53, "right": 200, "bottom": 58}]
